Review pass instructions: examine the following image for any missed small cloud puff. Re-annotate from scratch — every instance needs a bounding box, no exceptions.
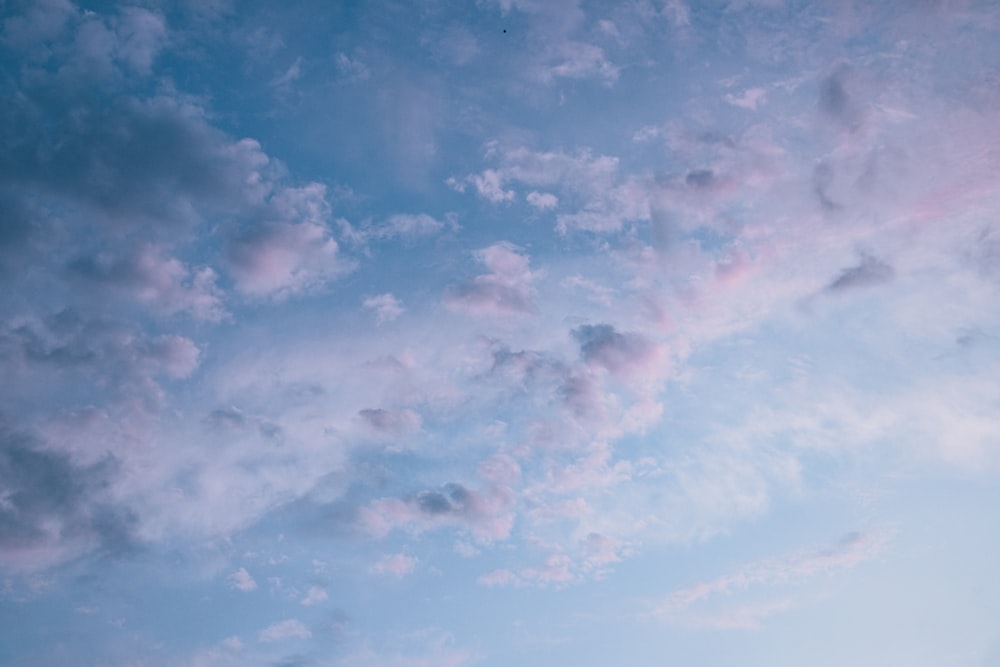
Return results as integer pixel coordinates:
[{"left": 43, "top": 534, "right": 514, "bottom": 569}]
[
  {"left": 228, "top": 567, "right": 257, "bottom": 592},
  {"left": 258, "top": 618, "right": 312, "bottom": 643},
  {"left": 526, "top": 191, "right": 559, "bottom": 210},
  {"left": 363, "top": 293, "right": 404, "bottom": 324},
  {"left": 300, "top": 585, "right": 328, "bottom": 606}
]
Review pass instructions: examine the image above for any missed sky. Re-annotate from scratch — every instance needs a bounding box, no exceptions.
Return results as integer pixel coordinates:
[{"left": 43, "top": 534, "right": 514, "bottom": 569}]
[{"left": 1, "top": 0, "right": 1000, "bottom": 665}]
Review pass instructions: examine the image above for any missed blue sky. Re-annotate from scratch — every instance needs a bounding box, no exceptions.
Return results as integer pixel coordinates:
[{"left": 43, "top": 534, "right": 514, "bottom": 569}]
[{"left": 2, "top": 0, "right": 1000, "bottom": 665}]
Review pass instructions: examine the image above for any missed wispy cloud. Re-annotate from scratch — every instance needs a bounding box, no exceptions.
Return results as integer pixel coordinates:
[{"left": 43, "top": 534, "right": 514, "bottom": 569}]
[
  {"left": 652, "top": 530, "right": 893, "bottom": 628},
  {"left": 258, "top": 618, "right": 312, "bottom": 643}
]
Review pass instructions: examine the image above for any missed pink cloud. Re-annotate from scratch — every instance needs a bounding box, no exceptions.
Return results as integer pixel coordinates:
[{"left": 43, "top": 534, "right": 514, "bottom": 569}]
[
  {"left": 369, "top": 553, "right": 418, "bottom": 577},
  {"left": 359, "top": 482, "right": 516, "bottom": 544},
  {"left": 445, "top": 243, "right": 538, "bottom": 317},
  {"left": 228, "top": 567, "right": 257, "bottom": 592}
]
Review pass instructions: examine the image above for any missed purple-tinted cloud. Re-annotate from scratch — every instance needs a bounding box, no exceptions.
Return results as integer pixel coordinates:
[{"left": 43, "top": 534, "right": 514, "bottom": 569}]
[
  {"left": 826, "top": 253, "right": 894, "bottom": 292},
  {"left": 67, "top": 244, "right": 224, "bottom": 320},
  {"left": 0, "top": 420, "right": 136, "bottom": 572},
  {"left": 445, "top": 243, "right": 538, "bottom": 317}
]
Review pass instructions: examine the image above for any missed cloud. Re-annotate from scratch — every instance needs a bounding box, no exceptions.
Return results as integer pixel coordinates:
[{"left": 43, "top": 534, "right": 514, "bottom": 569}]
[
  {"left": 653, "top": 530, "right": 892, "bottom": 628},
  {"left": 724, "top": 87, "right": 767, "bottom": 110},
  {"left": 369, "top": 553, "right": 418, "bottom": 577},
  {"left": 335, "top": 52, "right": 370, "bottom": 82},
  {"left": 526, "top": 191, "right": 558, "bottom": 209},
  {"left": 113, "top": 7, "right": 168, "bottom": 75},
  {"left": 0, "top": 0, "right": 77, "bottom": 52},
  {"left": 67, "top": 244, "right": 225, "bottom": 320},
  {"left": 363, "top": 294, "right": 404, "bottom": 324},
  {"left": 359, "top": 482, "right": 515, "bottom": 544},
  {"left": 228, "top": 567, "right": 257, "bottom": 591},
  {"left": 358, "top": 408, "right": 421, "bottom": 437},
  {"left": 1, "top": 311, "right": 201, "bottom": 409},
  {"left": 0, "top": 92, "right": 274, "bottom": 232},
  {"left": 477, "top": 568, "right": 520, "bottom": 587},
  {"left": 445, "top": 243, "right": 538, "bottom": 317},
  {"left": 300, "top": 585, "right": 328, "bottom": 606},
  {"left": 826, "top": 253, "right": 894, "bottom": 292},
  {"left": 0, "top": 420, "right": 137, "bottom": 572},
  {"left": 258, "top": 619, "right": 312, "bottom": 643},
  {"left": 369, "top": 214, "right": 452, "bottom": 240},
  {"left": 542, "top": 41, "right": 618, "bottom": 84},
  {"left": 451, "top": 145, "right": 650, "bottom": 233},
  {"left": 572, "top": 324, "right": 663, "bottom": 380},
  {"left": 228, "top": 184, "right": 350, "bottom": 298}
]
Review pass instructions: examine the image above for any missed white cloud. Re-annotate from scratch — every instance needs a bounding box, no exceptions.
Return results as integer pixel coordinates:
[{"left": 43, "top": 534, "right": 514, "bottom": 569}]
[
  {"left": 724, "top": 87, "right": 767, "bottom": 110},
  {"left": 228, "top": 567, "right": 257, "bottom": 592},
  {"left": 228, "top": 218, "right": 344, "bottom": 298},
  {"left": 526, "top": 191, "right": 558, "bottom": 210},
  {"left": 363, "top": 293, "right": 404, "bottom": 324},
  {"left": 369, "top": 553, "right": 418, "bottom": 577},
  {"left": 445, "top": 242, "right": 539, "bottom": 317},
  {"left": 300, "top": 585, "right": 328, "bottom": 606},
  {"left": 653, "top": 531, "right": 893, "bottom": 627},
  {"left": 258, "top": 618, "right": 311, "bottom": 642}
]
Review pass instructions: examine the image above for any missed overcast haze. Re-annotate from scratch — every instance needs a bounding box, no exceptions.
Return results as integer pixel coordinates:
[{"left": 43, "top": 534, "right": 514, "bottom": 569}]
[{"left": 2, "top": 1, "right": 1000, "bottom": 665}]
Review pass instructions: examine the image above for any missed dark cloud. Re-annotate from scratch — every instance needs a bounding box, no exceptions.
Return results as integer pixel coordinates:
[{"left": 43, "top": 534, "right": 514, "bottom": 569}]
[
  {"left": 560, "top": 370, "right": 604, "bottom": 418},
  {"left": 415, "top": 483, "right": 471, "bottom": 516},
  {"left": 812, "top": 161, "right": 840, "bottom": 211},
  {"left": 66, "top": 244, "right": 224, "bottom": 320},
  {"left": 0, "top": 95, "right": 270, "bottom": 232},
  {"left": 826, "top": 254, "right": 894, "bottom": 292},
  {"left": 0, "top": 310, "right": 200, "bottom": 411},
  {"left": 0, "top": 189, "right": 35, "bottom": 253},
  {"left": 0, "top": 419, "right": 138, "bottom": 570},
  {"left": 271, "top": 656, "right": 312, "bottom": 667},
  {"left": 685, "top": 169, "right": 715, "bottom": 188},
  {"left": 818, "top": 65, "right": 863, "bottom": 131},
  {"left": 207, "top": 406, "right": 282, "bottom": 440},
  {"left": 819, "top": 70, "right": 849, "bottom": 119},
  {"left": 358, "top": 408, "right": 420, "bottom": 436},
  {"left": 572, "top": 323, "right": 656, "bottom": 375}
]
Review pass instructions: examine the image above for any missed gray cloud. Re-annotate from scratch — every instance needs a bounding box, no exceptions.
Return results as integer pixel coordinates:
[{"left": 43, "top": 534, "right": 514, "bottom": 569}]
[
  {"left": 0, "top": 419, "right": 138, "bottom": 570},
  {"left": 572, "top": 323, "right": 656, "bottom": 375},
  {"left": 818, "top": 65, "right": 864, "bottom": 132},
  {"left": 358, "top": 408, "right": 421, "bottom": 436},
  {"left": 67, "top": 245, "right": 224, "bottom": 320},
  {"left": 416, "top": 483, "right": 474, "bottom": 517},
  {"left": 826, "top": 254, "right": 894, "bottom": 292},
  {"left": 685, "top": 169, "right": 715, "bottom": 189},
  {"left": 0, "top": 310, "right": 200, "bottom": 413}
]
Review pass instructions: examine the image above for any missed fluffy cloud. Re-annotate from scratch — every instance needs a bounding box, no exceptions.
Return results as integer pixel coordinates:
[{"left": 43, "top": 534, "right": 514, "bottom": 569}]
[
  {"left": 300, "top": 585, "right": 328, "bottom": 606},
  {"left": 68, "top": 245, "right": 225, "bottom": 320},
  {"left": 228, "top": 567, "right": 258, "bottom": 591},
  {"left": 445, "top": 243, "right": 538, "bottom": 317},
  {"left": 363, "top": 294, "right": 404, "bottom": 324}
]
